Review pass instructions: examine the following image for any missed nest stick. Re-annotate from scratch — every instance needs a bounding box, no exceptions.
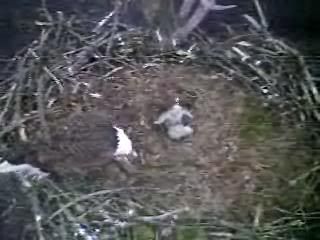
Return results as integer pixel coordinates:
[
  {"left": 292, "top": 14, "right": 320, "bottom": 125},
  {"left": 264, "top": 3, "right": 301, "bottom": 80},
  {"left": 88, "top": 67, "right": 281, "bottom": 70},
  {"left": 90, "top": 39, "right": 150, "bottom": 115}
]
[
  {"left": 36, "top": 75, "right": 51, "bottom": 142},
  {"left": 253, "top": 0, "right": 268, "bottom": 29},
  {"left": 0, "top": 84, "right": 16, "bottom": 124}
]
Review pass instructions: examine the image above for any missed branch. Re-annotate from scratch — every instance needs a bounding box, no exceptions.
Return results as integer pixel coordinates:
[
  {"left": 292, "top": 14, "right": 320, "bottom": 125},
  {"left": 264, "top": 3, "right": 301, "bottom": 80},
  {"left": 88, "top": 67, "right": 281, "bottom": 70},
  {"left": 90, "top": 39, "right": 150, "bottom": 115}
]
[
  {"left": 179, "top": 0, "right": 197, "bottom": 19},
  {"left": 173, "top": 4, "right": 209, "bottom": 40},
  {"left": 135, "top": 207, "right": 189, "bottom": 223},
  {"left": 173, "top": 0, "right": 237, "bottom": 41},
  {"left": 253, "top": 0, "right": 268, "bottom": 29},
  {"left": 200, "top": 0, "right": 236, "bottom": 11}
]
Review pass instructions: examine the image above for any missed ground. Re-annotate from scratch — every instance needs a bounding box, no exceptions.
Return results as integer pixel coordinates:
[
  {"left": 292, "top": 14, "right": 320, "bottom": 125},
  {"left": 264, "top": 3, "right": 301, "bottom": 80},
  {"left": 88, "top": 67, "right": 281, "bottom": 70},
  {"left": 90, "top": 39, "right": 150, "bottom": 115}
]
[
  {"left": 37, "top": 63, "right": 299, "bottom": 223},
  {"left": 1, "top": 60, "right": 315, "bottom": 240}
]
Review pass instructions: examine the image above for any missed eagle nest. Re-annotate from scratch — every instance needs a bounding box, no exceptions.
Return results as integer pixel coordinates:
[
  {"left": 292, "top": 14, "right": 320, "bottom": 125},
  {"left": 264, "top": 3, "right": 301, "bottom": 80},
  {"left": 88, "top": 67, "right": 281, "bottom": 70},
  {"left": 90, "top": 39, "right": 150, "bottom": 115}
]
[{"left": 0, "top": 4, "right": 319, "bottom": 240}]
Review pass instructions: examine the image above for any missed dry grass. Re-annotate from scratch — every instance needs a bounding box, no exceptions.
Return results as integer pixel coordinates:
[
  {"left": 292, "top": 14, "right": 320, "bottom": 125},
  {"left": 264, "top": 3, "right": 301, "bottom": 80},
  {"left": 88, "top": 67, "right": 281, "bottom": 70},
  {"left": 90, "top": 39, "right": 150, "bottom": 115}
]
[{"left": 34, "top": 63, "right": 269, "bottom": 222}]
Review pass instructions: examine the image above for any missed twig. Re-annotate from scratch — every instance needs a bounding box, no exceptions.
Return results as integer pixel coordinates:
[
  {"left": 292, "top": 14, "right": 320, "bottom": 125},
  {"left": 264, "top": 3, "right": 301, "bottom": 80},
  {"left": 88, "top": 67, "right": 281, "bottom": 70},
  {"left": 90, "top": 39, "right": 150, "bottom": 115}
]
[
  {"left": 242, "top": 14, "right": 263, "bottom": 31},
  {"left": 253, "top": 0, "right": 268, "bottom": 29},
  {"left": 36, "top": 75, "right": 51, "bottom": 142},
  {"left": 43, "top": 66, "right": 64, "bottom": 93},
  {"left": 48, "top": 187, "right": 160, "bottom": 221},
  {"left": 40, "top": 0, "right": 53, "bottom": 23},
  {"left": 0, "top": 83, "right": 16, "bottom": 124},
  {"left": 101, "top": 66, "right": 124, "bottom": 79},
  {"left": 93, "top": 10, "right": 116, "bottom": 34},
  {"left": 135, "top": 207, "right": 189, "bottom": 223},
  {"left": 200, "top": 0, "right": 236, "bottom": 11},
  {"left": 0, "top": 199, "right": 16, "bottom": 218},
  {"left": 27, "top": 188, "right": 46, "bottom": 240},
  {"left": 54, "top": 11, "right": 65, "bottom": 46},
  {"left": 0, "top": 114, "right": 37, "bottom": 139}
]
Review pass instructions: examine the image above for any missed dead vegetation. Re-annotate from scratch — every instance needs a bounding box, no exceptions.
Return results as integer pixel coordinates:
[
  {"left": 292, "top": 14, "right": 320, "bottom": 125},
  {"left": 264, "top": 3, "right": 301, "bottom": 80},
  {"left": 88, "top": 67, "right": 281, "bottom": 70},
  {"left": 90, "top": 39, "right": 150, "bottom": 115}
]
[{"left": 0, "top": 1, "right": 319, "bottom": 239}]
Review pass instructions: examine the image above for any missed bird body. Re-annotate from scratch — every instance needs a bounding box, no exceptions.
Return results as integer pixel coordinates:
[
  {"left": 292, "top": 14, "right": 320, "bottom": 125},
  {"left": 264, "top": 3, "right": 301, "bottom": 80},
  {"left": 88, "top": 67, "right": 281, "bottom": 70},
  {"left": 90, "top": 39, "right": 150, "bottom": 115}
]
[
  {"left": 154, "top": 104, "right": 193, "bottom": 128},
  {"left": 167, "top": 124, "right": 193, "bottom": 140},
  {"left": 0, "top": 111, "right": 137, "bottom": 180},
  {"left": 154, "top": 100, "right": 194, "bottom": 140},
  {"left": 113, "top": 126, "right": 135, "bottom": 156}
]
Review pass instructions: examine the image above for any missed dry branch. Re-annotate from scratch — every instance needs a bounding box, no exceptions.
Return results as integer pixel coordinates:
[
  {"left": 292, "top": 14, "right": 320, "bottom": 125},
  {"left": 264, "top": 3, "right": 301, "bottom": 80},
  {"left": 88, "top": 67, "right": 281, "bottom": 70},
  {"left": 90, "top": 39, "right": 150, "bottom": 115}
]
[{"left": 173, "top": 0, "right": 237, "bottom": 41}]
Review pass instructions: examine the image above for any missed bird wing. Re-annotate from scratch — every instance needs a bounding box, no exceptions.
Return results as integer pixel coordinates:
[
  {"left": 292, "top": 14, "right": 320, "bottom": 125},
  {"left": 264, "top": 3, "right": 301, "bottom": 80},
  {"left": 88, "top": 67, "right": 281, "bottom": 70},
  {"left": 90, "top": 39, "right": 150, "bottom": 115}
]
[{"left": 36, "top": 111, "right": 119, "bottom": 174}]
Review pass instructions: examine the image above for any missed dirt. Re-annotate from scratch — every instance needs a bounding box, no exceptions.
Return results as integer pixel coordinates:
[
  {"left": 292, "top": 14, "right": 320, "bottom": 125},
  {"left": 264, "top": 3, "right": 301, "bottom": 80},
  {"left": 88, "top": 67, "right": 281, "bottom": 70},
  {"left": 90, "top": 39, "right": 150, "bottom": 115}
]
[{"left": 41, "top": 63, "right": 270, "bottom": 221}]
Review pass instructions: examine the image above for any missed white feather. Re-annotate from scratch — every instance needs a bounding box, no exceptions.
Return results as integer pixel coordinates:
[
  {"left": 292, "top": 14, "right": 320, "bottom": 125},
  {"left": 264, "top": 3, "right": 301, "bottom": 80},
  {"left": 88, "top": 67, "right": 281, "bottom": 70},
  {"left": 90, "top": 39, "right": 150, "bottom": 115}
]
[
  {"left": 113, "top": 127, "right": 134, "bottom": 156},
  {"left": 167, "top": 125, "right": 193, "bottom": 140},
  {"left": 154, "top": 104, "right": 193, "bottom": 127}
]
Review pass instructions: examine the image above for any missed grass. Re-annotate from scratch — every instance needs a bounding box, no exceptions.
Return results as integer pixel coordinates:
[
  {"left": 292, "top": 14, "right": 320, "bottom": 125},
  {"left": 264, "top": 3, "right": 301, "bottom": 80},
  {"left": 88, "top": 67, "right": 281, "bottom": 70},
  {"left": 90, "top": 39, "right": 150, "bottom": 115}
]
[
  {"left": 239, "top": 98, "right": 280, "bottom": 144},
  {"left": 238, "top": 97, "right": 320, "bottom": 240},
  {"left": 134, "top": 225, "right": 155, "bottom": 240},
  {"left": 177, "top": 226, "right": 207, "bottom": 240}
]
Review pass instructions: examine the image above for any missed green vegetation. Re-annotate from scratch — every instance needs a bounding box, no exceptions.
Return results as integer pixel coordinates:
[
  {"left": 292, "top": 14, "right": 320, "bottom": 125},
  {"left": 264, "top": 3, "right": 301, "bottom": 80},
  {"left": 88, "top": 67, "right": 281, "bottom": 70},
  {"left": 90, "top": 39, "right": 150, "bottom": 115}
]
[
  {"left": 239, "top": 97, "right": 320, "bottom": 240},
  {"left": 129, "top": 224, "right": 208, "bottom": 240},
  {"left": 239, "top": 98, "right": 280, "bottom": 144},
  {"left": 177, "top": 225, "right": 207, "bottom": 240},
  {"left": 134, "top": 225, "right": 154, "bottom": 240}
]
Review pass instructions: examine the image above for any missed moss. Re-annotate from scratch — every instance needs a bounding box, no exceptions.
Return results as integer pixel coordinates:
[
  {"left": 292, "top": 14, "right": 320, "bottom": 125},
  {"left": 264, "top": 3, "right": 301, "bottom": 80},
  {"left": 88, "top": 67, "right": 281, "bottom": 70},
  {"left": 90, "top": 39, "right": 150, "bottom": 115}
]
[
  {"left": 238, "top": 98, "right": 320, "bottom": 239},
  {"left": 130, "top": 224, "right": 208, "bottom": 240},
  {"left": 239, "top": 98, "right": 280, "bottom": 144},
  {"left": 134, "top": 225, "right": 155, "bottom": 240},
  {"left": 177, "top": 225, "right": 207, "bottom": 240}
]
